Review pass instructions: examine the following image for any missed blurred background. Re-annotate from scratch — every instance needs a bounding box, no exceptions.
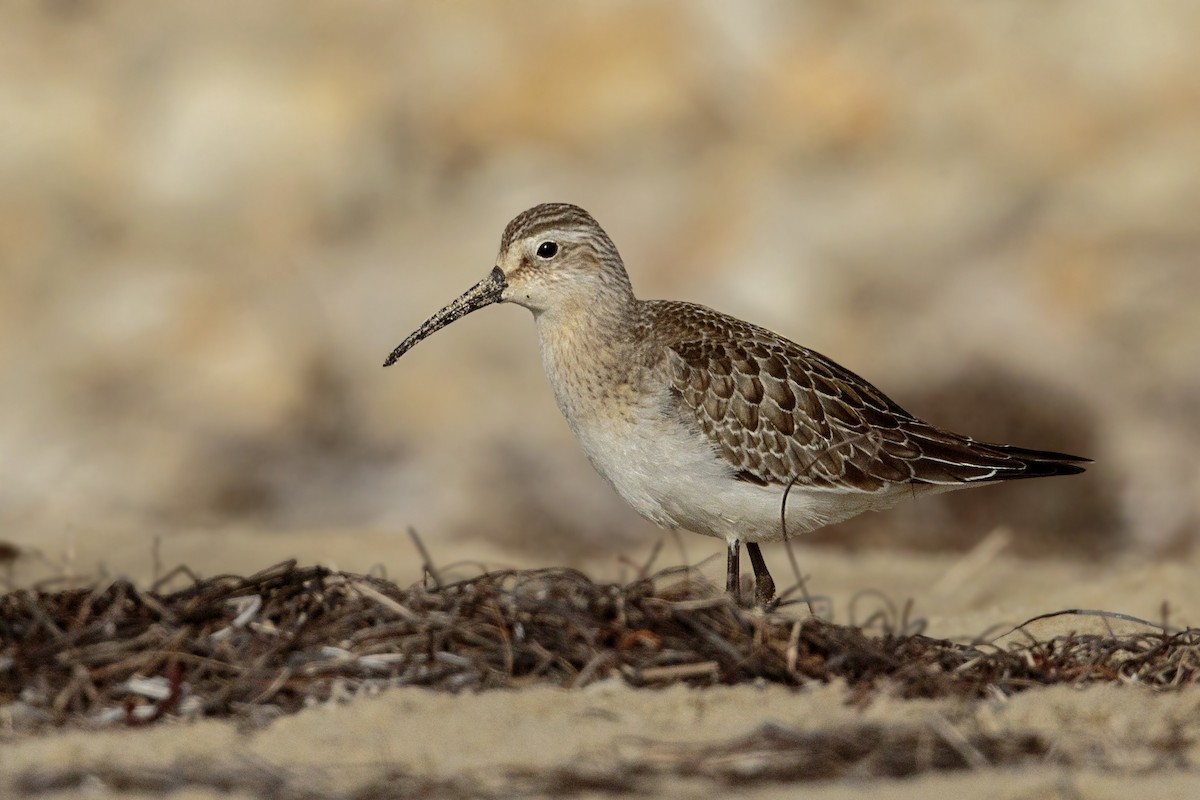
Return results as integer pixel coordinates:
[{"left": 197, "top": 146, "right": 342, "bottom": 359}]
[{"left": 2, "top": 1, "right": 1198, "bottom": 587}]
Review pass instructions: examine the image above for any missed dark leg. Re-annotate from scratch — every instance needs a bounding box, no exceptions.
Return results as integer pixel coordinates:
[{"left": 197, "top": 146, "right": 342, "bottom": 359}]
[
  {"left": 745, "top": 542, "right": 776, "bottom": 607},
  {"left": 725, "top": 539, "right": 741, "bottom": 603}
]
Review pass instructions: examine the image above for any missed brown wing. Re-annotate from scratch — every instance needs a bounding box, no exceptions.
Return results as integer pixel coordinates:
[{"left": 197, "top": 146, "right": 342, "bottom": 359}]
[{"left": 649, "top": 302, "right": 1087, "bottom": 492}]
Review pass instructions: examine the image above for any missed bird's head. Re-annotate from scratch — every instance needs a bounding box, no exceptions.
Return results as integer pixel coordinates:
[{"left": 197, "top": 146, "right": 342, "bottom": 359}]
[{"left": 383, "top": 203, "right": 631, "bottom": 366}]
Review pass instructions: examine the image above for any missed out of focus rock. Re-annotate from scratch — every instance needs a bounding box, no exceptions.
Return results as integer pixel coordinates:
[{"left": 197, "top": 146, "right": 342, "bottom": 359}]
[{"left": 0, "top": 2, "right": 1196, "bottom": 563}]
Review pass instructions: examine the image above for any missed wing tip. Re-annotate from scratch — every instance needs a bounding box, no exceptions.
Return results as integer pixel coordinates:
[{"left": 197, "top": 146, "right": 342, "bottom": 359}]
[{"left": 985, "top": 443, "right": 1091, "bottom": 480}]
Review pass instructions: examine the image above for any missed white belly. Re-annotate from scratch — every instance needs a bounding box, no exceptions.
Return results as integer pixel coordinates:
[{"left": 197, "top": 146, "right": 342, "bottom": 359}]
[{"left": 563, "top": 391, "right": 909, "bottom": 545}]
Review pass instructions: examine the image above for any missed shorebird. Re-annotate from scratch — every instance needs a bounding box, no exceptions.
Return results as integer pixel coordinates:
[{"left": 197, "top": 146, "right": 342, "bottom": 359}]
[{"left": 385, "top": 203, "right": 1088, "bottom": 606}]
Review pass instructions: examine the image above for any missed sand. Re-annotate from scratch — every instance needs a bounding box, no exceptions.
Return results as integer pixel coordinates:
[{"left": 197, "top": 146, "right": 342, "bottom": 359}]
[
  {"left": 3, "top": 528, "right": 1199, "bottom": 798},
  {"left": 5, "top": 681, "right": 1200, "bottom": 798}
]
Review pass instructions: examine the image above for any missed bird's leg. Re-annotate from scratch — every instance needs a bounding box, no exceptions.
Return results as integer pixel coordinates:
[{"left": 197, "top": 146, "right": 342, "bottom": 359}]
[
  {"left": 745, "top": 542, "right": 776, "bottom": 607},
  {"left": 725, "top": 539, "right": 741, "bottom": 603}
]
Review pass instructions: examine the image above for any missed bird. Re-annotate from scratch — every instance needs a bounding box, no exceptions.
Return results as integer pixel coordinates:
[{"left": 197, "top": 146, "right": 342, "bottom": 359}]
[{"left": 384, "top": 203, "right": 1088, "bottom": 606}]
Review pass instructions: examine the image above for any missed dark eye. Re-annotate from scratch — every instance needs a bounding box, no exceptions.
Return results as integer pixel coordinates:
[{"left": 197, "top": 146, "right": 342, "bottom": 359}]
[{"left": 536, "top": 241, "right": 559, "bottom": 259}]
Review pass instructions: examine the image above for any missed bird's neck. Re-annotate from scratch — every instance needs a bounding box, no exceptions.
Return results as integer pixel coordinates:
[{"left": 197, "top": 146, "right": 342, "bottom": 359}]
[{"left": 534, "top": 285, "right": 645, "bottom": 421}]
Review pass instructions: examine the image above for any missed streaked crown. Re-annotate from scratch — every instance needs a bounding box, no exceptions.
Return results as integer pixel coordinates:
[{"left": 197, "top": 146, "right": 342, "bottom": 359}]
[
  {"left": 499, "top": 203, "right": 624, "bottom": 264},
  {"left": 501, "top": 203, "right": 600, "bottom": 250},
  {"left": 494, "top": 204, "right": 632, "bottom": 313}
]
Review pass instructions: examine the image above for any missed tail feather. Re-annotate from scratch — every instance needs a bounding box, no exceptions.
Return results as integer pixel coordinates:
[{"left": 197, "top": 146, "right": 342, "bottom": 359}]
[
  {"left": 980, "top": 443, "right": 1090, "bottom": 480},
  {"left": 903, "top": 422, "right": 1090, "bottom": 484}
]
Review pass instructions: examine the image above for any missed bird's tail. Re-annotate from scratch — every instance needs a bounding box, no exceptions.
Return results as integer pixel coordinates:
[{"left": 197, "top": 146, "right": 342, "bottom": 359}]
[{"left": 981, "top": 443, "right": 1090, "bottom": 479}]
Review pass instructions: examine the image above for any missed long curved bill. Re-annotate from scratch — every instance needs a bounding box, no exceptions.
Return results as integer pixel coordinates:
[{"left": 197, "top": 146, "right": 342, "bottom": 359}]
[{"left": 383, "top": 267, "right": 507, "bottom": 366}]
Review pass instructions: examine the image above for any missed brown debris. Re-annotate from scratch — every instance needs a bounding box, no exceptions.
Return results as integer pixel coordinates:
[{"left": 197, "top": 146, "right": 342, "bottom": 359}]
[{"left": 1, "top": 561, "right": 1198, "bottom": 729}]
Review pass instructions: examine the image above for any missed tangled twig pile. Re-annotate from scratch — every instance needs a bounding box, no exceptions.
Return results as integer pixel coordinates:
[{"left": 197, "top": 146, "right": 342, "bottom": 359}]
[{"left": 1, "top": 560, "right": 1197, "bottom": 728}]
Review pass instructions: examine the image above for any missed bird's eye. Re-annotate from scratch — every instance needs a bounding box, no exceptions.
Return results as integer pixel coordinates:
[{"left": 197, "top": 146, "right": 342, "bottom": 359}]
[{"left": 536, "top": 241, "right": 559, "bottom": 259}]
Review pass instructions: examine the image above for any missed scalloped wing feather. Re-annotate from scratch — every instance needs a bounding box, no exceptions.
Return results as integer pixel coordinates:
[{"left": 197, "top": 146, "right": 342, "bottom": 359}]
[{"left": 647, "top": 301, "right": 1086, "bottom": 492}]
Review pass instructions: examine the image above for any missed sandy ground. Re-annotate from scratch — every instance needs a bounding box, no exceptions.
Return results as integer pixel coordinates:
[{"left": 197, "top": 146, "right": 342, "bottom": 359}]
[
  {"left": 4, "top": 528, "right": 1199, "bottom": 797},
  {"left": 6, "top": 682, "right": 1200, "bottom": 798}
]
